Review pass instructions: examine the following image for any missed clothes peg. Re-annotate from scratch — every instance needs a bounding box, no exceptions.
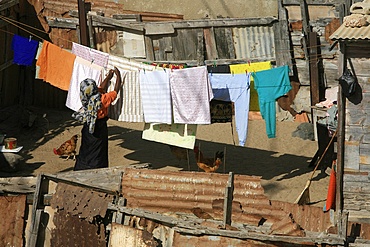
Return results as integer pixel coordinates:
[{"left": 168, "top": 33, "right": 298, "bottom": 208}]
[
  {"left": 91, "top": 59, "right": 94, "bottom": 64},
  {"left": 29, "top": 35, "right": 32, "bottom": 42},
  {"left": 248, "top": 60, "right": 251, "bottom": 66}
]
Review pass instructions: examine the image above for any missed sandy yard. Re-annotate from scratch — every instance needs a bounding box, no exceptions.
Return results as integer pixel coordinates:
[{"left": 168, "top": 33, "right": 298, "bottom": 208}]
[{"left": 0, "top": 105, "right": 330, "bottom": 207}]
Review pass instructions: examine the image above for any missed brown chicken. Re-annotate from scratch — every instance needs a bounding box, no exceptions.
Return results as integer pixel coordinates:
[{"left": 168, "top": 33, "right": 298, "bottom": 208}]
[
  {"left": 53, "top": 134, "right": 78, "bottom": 161},
  {"left": 193, "top": 146, "right": 224, "bottom": 173}
]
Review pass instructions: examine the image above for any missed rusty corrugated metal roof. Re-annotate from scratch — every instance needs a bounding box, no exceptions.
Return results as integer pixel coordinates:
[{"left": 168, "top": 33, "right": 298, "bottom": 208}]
[
  {"left": 0, "top": 195, "right": 26, "bottom": 247},
  {"left": 121, "top": 168, "right": 334, "bottom": 234}
]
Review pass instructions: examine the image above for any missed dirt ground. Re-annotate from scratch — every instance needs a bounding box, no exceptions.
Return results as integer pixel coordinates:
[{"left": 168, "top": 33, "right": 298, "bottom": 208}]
[{"left": 0, "top": 105, "right": 330, "bottom": 208}]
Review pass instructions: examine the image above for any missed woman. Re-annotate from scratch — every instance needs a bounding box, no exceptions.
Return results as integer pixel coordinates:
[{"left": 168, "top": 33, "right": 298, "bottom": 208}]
[{"left": 73, "top": 67, "right": 125, "bottom": 171}]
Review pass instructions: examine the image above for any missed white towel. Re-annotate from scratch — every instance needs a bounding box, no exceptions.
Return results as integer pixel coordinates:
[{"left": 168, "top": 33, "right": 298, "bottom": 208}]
[
  {"left": 109, "top": 71, "right": 144, "bottom": 122},
  {"left": 106, "top": 54, "right": 155, "bottom": 122},
  {"left": 170, "top": 66, "right": 213, "bottom": 124},
  {"left": 139, "top": 69, "right": 172, "bottom": 124},
  {"left": 66, "top": 56, "right": 103, "bottom": 112}
]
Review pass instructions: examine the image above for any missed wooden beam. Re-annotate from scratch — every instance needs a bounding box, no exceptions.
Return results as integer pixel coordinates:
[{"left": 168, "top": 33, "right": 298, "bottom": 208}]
[
  {"left": 197, "top": 31, "right": 204, "bottom": 66},
  {"left": 108, "top": 205, "right": 345, "bottom": 245},
  {"left": 300, "top": 0, "right": 311, "bottom": 62},
  {"left": 275, "top": 0, "right": 293, "bottom": 74},
  {"left": 203, "top": 27, "right": 218, "bottom": 60},
  {"left": 223, "top": 172, "right": 234, "bottom": 228},
  {"left": 0, "top": 0, "right": 19, "bottom": 12},
  {"left": 309, "top": 32, "right": 320, "bottom": 105},
  {"left": 283, "top": 0, "right": 343, "bottom": 5},
  {"left": 0, "top": 60, "right": 13, "bottom": 72}
]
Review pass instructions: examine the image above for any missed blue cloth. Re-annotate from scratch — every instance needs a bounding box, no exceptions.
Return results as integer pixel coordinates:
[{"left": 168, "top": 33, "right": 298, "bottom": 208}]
[
  {"left": 11, "top": 34, "right": 39, "bottom": 66},
  {"left": 252, "top": 65, "right": 292, "bottom": 138},
  {"left": 209, "top": 73, "right": 251, "bottom": 146}
]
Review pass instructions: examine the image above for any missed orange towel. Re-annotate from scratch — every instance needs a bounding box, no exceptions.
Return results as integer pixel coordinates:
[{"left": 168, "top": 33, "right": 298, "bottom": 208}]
[{"left": 36, "top": 41, "right": 76, "bottom": 91}]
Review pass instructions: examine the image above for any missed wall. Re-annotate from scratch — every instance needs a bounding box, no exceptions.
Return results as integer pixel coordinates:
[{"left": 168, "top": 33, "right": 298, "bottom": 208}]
[
  {"left": 342, "top": 46, "right": 370, "bottom": 218},
  {"left": 117, "top": 0, "right": 278, "bottom": 20}
]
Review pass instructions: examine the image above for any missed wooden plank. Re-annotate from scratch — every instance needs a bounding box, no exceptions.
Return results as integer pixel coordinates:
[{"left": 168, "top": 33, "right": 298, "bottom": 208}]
[
  {"left": 0, "top": 0, "right": 19, "bottom": 12},
  {"left": 108, "top": 205, "right": 345, "bottom": 245},
  {"left": 223, "top": 172, "right": 234, "bottom": 228},
  {"left": 275, "top": 1, "right": 293, "bottom": 74},
  {"left": 144, "top": 36, "right": 155, "bottom": 61},
  {"left": 283, "top": 0, "right": 342, "bottom": 5},
  {"left": 203, "top": 27, "right": 218, "bottom": 60},
  {"left": 197, "top": 31, "right": 204, "bottom": 66},
  {"left": 0, "top": 60, "right": 13, "bottom": 72},
  {"left": 145, "top": 23, "right": 175, "bottom": 35},
  {"left": 309, "top": 32, "right": 320, "bottom": 105},
  {"left": 27, "top": 175, "right": 47, "bottom": 247},
  {"left": 300, "top": 0, "right": 311, "bottom": 62}
]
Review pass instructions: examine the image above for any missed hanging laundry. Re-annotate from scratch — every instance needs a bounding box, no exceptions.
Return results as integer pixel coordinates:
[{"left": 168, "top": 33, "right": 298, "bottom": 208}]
[
  {"left": 108, "top": 70, "right": 143, "bottom": 122},
  {"left": 34, "top": 42, "right": 43, "bottom": 78},
  {"left": 170, "top": 66, "right": 213, "bottom": 124},
  {"left": 72, "top": 42, "right": 109, "bottom": 68},
  {"left": 36, "top": 41, "right": 76, "bottom": 91},
  {"left": 229, "top": 61, "right": 272, "bottom": 112},
  {"left": 66, "top": 56, "right": 104, "bottom": 112},
  {"left": 106, "top": 54, "right": 155, "bottom": 122},
  {"left": 142, "top": 123, "right": 197, "bottom": 149},
  {"left": 252, "top": 65, "right": 292, "bottom": 138},
  {"left": 139, "top": 69, "right": 172, "bottom": 124},
  {"left": 209, "top": 73, "right": 251, "bottom": 146},
  {"left": 11, "top": 34, "right": 39, "bottom": 66}
]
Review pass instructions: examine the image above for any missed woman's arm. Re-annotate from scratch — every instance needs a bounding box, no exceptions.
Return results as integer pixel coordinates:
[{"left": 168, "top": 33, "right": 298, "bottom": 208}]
[
  {"left": 113, "top": 67, "right": 126, "bottom": 93},
  {"left": 100, "top": 69, "right": 115, "bottom": 92}
]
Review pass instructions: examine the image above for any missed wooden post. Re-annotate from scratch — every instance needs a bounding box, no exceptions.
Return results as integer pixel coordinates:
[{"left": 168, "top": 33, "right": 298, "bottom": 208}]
[
  {"left": 309, "top": 32, "right": 320, "bottom": 106},
  {"left": 275, "top": 0, "right": 293, "bottom": 75},
  {"left": 77, "top": 0, "right": 90, "bottom": 46},
  {"left": 197, "top": 31, "right": 204, "bottom": 66},
  {"left": 300, "top": 0, "right": 311, "bottom": 63},
  {"left": 87, "top": 15, "right": 95, "bottom": 49},
  {"left": 223, "top": 172, "right": 234, "bottom": 228}
]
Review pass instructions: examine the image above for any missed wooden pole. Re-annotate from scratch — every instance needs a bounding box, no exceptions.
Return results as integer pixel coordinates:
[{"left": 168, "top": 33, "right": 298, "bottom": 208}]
[{"left": 77, "top": 0, "right": 90, "bottom": 46}]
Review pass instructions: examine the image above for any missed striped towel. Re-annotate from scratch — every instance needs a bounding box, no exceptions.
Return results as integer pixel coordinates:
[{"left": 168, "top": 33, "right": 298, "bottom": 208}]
[{"left": 139, "top": 69, "right": 172, "bottom": 124}]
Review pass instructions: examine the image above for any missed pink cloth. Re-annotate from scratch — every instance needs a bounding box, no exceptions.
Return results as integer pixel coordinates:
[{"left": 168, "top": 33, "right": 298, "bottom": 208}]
[
  {"left": 72, "top": 42, "right": 109, "bottom": 68},
  {"left": 169, "top": 66, "right": 213, "bottom": 124}
]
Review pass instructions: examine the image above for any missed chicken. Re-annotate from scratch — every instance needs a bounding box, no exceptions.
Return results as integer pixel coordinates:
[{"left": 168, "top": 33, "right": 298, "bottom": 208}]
[
  {"left": 168, "top": 145, "right": 188, "bottom": 162},
  {"left": 53, "top": 134, "right": 78, "bottom": 161},
  {"left": 193, "top": 146, "right": 224, "bottom": 173}
]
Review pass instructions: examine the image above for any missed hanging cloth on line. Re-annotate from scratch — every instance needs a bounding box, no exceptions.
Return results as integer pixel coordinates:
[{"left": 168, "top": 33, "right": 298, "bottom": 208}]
[
  {"left": 170, "top": 66, "right": 214, "bottom": 124},
  {"left": 66, "top": 56, "right": 104, "bottom": 112},
  {"left": 11, "top": 34, "right": 39, "bottom": 66},
  {"left": 209, "top": 73, "right": 251, "bottom": 146},
  {"left": 72, "top": 42, "right": 109, "bottom": 68},
  {"left": 36, "top": 41, "right": 76, "bottom": 91},
  {"left": 252, "top": 65, "right": 292, "bottom": 138},
  {"left": 139, "top": 69, "right": 172, "bottom": 124}
]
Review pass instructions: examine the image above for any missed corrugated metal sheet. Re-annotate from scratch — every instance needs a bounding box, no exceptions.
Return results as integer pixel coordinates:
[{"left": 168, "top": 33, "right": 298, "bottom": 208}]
[
  {"left": 121, "top": 168, "right": 269, "bottom": 215},
  {"left": 0, "top": 195, "right": 26, "bottom": 247},
  {"left": 121, "top": 168, "right": 334, "bottom": 234},
  {"left": 329, "top": 22, "right": 370, "bottom": 40},
  {"left": 270, "top": 200, "right": 332, "bottom": 233},
  {"left": 233, "top": 25, "right": 275, "bottom": 61},
  {"left": 49, "top": 182, "right": 115, "bottom": 246}
]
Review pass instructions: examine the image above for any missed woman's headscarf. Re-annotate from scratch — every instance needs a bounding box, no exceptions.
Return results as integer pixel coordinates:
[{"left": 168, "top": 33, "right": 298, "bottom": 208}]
[{"left": 72, "top": 78, "right": 102, "bottom": 133}]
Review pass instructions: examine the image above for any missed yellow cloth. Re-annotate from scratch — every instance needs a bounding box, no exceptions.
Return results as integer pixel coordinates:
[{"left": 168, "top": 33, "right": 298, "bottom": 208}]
[
  {"left": 37, "top": 41, "right": 76, "bottom": 91},
  {"left": 229, "top": 61, "right": 272, "bottom": 111}
]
